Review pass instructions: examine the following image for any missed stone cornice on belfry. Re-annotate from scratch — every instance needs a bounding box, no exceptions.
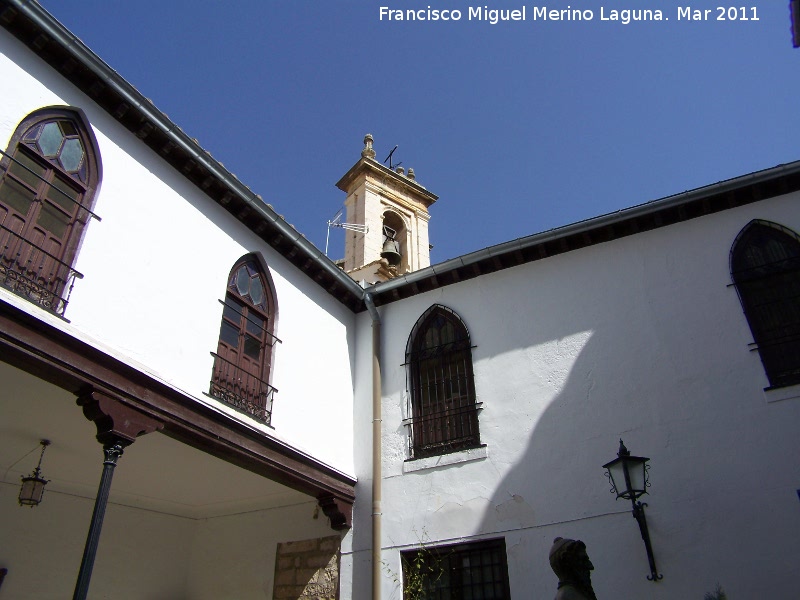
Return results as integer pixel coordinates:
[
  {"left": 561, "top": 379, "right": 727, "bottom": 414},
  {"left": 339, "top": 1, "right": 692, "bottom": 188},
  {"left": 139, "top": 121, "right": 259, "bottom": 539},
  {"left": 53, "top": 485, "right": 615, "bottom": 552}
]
[{"left": 336, "top": 157, "right": 438, "bottom": 210}]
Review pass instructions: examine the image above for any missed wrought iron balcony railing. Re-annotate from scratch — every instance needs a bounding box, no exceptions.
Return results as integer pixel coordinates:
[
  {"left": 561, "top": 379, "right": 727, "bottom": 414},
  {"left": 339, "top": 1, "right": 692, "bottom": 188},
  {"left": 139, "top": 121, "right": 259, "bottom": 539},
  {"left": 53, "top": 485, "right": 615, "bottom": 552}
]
[
  {"left": 0, "top": 223, "right": 83, "bottom": 316},
  {"left": 208, "top": 352, "right": 276, "bottom": 425}
]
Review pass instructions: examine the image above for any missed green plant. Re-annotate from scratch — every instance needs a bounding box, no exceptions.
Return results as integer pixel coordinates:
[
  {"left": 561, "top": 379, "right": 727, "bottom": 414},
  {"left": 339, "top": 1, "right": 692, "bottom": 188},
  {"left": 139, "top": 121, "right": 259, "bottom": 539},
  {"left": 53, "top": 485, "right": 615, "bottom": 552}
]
[
  {"left": 703, "top": 583, "right": 727, "bottom": 600},
  {"left": 382, "top": 531, "right": 448, "bottom": 600},
  {"left": 399, "top": 547, "right": 445, "bottom": 600}
]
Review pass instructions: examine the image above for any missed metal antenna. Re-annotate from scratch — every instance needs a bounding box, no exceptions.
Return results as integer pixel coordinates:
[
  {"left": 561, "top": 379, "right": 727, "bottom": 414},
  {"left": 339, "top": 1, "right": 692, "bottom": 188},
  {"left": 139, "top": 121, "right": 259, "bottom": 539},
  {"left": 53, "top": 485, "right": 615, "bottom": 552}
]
[
  {"left": 325, "top": 208, "right": 369, "bottom": 256},
  {"left": 384, "top": 145, "right": 402, "bottom": 170}
]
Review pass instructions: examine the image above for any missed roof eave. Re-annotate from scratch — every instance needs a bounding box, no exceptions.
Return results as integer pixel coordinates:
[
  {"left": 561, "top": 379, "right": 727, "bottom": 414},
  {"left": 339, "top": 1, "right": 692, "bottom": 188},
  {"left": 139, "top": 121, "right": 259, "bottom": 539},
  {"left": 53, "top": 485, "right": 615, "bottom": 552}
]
[{"left": 367, "top": 160, "right": 800, "bottom": 306}]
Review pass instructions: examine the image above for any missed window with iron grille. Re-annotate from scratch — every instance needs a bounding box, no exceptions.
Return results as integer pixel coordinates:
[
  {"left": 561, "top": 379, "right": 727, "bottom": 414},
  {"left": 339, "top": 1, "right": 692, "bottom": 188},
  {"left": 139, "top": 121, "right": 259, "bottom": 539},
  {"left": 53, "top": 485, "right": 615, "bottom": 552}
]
[
  {"left": 209, "top": 254, "right": 279, "bottom": 424},
  {"left": 406, "top": 304, "right": 481, "bottom": 459},
  {"left": 0, "top": 108, "right": 101, "bottom": 315},
  {"left": 731, "top": 220, "right": 800, "bottom": 389},
  {"left": 401, "top": 538, "right": 510, "bottom": 600}
]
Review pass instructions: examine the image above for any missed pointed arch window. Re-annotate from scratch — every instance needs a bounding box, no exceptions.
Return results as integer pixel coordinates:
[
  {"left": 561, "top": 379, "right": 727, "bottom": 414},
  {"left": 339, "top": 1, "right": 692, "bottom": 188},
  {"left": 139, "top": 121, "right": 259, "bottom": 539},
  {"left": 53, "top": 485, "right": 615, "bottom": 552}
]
[
  {"left": 210, "top": 256, "right": 279, "bottom": 424},
  {"left": 731, "top": 220, "right": 800, "bottom": 388},
  {"left": 0, "top": 108, "right": 101, "bottom": 315},
  {"left": 405, "top": 305, "right": 481, "bottom": 458}
]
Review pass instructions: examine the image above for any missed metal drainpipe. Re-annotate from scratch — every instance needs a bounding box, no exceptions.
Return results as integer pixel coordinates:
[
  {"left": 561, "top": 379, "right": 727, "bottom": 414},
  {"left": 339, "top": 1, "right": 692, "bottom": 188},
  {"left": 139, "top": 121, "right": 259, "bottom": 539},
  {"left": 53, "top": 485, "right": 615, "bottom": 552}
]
[{"left": 364, "top": 293, "right": 382, "bottom": 600}]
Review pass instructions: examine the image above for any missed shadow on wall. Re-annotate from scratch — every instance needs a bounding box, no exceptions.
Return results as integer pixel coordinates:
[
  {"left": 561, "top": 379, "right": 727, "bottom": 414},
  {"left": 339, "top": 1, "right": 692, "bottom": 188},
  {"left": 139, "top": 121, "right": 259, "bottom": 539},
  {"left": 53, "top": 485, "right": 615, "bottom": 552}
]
[{"left": 466, "top": 227, "right": 792, "bottom": 598}]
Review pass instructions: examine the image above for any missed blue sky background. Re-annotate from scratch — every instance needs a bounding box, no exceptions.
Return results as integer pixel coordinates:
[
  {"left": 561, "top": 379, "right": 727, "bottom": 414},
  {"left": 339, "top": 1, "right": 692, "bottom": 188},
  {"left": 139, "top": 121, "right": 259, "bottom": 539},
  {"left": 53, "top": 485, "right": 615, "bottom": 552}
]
[{"left": 40, "top": 1, "right": 798, "bottom": 262}]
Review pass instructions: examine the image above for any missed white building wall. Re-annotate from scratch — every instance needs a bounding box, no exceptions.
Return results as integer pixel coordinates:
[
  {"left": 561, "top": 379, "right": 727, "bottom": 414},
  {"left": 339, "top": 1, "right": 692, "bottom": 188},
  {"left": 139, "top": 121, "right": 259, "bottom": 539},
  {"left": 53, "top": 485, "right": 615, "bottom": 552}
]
[
  {"left": 0, "top": 482, "right": 194, "bottom": 600},
  {"left": 187, "top": 501, "right": 340, "bottom": 600},
  {"left": 1, "top": 478, "right": 341, "bottom": 600},
  {"left": 0, "top": 31, "right": 355, "bottom": 474},
  {"left": 353, "top": 193, "right": 800, "bottom": 599}
]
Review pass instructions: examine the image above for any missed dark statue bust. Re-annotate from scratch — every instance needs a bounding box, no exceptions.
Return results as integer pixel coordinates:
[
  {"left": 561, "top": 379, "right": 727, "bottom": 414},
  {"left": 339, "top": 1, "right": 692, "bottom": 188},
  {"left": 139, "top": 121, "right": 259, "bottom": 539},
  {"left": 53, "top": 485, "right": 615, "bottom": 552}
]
[{"left": 549, "top": 537, "right": 598, "bottom": 600}]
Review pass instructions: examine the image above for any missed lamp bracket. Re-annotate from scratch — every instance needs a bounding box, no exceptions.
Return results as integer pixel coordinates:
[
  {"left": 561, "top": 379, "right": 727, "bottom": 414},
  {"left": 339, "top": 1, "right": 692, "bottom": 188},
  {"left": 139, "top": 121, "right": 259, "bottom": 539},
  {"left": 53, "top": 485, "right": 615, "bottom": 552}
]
[{"left": 632, "top": 500, "right": 663, "bottom": 582}]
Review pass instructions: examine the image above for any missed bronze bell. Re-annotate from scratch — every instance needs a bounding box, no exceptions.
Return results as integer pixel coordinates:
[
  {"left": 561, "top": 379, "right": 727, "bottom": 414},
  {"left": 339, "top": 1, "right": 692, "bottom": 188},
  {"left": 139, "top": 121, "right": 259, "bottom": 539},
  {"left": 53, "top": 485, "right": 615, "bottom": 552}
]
[{"left": 381, "top": 238, "right": 402, "bottom": 266}]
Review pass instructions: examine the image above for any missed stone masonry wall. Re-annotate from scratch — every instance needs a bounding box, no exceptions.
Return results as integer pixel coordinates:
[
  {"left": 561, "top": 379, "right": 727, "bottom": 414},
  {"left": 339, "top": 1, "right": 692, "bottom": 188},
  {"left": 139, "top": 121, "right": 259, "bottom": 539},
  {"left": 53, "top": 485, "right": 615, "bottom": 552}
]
[{"left": 273, "top": 536, "right": 341, "bottom": 600}]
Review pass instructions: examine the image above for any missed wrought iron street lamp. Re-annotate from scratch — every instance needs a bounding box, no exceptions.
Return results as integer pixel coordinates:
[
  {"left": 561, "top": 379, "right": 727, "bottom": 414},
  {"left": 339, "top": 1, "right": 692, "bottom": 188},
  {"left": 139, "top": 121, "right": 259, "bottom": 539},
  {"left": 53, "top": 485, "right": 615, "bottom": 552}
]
[
  {"left": 602, "top": 439, "right": 663, "bottom": 581},
  {"left": 19, "top": 440, "right": 51, "bottom": 507}
]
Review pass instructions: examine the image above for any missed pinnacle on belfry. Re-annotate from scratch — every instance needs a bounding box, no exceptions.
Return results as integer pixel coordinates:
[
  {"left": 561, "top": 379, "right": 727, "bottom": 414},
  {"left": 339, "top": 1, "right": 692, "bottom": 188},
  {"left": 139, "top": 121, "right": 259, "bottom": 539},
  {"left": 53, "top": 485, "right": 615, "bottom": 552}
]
[{"left": 361, "top": 133, "right": 376, "bottom": 159}]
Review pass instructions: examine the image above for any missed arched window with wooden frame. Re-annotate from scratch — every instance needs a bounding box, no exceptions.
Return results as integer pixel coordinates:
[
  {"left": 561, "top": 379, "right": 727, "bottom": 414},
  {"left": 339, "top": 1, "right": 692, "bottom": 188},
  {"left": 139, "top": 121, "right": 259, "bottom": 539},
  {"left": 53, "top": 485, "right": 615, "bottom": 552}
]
[
  {"left": 0, "top": 107, "right": 102, "bottom": 315},
  {"left": 405, "top": 304, "right": 481, "bottom": 459},
  {"left": 209, "top": 254, "right": 279, "bottom": 425},
  {"left": 731, "top": 220, "right": 800, "bottom": 389}
]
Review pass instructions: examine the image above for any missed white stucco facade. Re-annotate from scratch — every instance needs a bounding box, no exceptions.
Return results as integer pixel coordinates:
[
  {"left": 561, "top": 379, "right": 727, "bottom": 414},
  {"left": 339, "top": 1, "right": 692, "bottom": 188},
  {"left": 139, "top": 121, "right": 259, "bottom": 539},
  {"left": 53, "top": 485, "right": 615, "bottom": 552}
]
[
  {"left": 346, "top": 192, "right": 800, "bottom": 599},
  {"left": 0, "top": 28, "right": 355, "bottom": 475},
  {"left": 2, "top": 19, "right": 357, "bottom": 599}
]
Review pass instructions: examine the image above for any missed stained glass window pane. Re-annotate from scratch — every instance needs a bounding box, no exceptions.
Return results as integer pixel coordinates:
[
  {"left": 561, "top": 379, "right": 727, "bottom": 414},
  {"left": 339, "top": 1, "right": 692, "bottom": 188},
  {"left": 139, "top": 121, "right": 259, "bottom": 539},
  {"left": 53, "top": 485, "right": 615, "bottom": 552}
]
[
  {"left": 38, "top": 122, "right": 63, "bottom": 157},
  {"left": 59, "top": 138, "right": 85, "bottom": 172},
  {"left": 250, "top": 275, "right": 264, "bottom": 306},
  {"left": 22, "top": 124, "right": 41, "bottom": 142},
  {"left": 236, "top": 265, "right": 249, "bottom": 296},
  {"left": 60, "top": 121, "right": 77, "bottom": 136}
]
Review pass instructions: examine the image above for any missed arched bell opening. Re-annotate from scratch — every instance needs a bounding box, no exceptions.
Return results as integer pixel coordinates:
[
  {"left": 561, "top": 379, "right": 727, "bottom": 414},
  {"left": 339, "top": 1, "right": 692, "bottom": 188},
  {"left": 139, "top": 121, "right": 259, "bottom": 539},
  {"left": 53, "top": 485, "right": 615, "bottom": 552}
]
[{"left": 381, "top": 210, "right": 407, "bottom": 271}]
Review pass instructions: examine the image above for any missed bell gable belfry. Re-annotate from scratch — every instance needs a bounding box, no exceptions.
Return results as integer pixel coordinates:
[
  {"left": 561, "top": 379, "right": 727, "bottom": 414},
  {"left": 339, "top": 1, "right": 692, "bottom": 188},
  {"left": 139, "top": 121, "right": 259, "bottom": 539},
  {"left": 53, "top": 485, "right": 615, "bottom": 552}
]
[{"left": 335, "top": 134, "right": 437, "bottom": 283}]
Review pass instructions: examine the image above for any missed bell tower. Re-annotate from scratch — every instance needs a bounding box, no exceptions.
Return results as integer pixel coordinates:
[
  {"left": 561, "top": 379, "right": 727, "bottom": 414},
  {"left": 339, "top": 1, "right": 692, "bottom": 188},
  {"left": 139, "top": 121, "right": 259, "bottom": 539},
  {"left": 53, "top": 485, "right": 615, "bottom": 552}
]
[{"left": 335, "top": 134, "right": 437, "bottom": 283}]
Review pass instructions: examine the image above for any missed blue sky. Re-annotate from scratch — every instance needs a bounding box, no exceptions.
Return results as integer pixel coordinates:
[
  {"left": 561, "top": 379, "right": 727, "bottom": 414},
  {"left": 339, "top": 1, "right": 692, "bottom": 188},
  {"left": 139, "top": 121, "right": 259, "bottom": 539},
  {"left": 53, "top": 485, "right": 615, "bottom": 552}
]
[{"left": 40, "top": 1, "right": 798, "bottom": 262}]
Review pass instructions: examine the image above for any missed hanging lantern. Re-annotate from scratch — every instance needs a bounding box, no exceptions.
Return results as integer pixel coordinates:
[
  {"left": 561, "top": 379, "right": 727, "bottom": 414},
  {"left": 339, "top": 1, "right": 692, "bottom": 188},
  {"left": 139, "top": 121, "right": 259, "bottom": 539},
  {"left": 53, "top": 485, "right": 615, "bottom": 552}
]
[{"left": 19, "top": 440, "right": 51, "bottom": 507}]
